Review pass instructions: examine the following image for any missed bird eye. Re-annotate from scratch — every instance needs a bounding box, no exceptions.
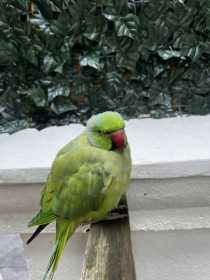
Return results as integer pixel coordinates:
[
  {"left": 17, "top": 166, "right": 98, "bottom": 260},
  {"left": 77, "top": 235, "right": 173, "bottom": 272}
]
[{"left": 97, "top": 130, "right": 108, "bottom": 135}]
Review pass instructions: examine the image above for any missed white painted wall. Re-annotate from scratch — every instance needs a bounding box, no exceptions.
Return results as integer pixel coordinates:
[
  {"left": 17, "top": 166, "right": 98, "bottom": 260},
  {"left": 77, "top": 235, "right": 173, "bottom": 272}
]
[
  {"left": 132, "top": 229, "right": 210, "bottom": 280},
  {"left": 1, "top": 116, "right": 210, "bottom": 279}
]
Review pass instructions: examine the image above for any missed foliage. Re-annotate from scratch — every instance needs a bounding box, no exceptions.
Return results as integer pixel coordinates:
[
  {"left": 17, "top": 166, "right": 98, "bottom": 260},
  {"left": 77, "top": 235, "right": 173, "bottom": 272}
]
[{"left": 1, "top": 0, "right": 210, "bottom": 133}]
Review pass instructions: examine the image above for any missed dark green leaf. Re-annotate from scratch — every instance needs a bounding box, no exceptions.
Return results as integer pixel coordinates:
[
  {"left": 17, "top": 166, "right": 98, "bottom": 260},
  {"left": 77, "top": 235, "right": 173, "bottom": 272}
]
[
  {"left": 51, "top": 97, "right": 77, "bottom": 114},
  {"left": 80, "top": 52, "right": 103, "bottom": 70},
  {"left": 43, "top": 55, "right": 58, "bottom": 73},
  {"left": 48, "top": 84, "right": 70, "bottom": 102},
  {"left": 157, "top": 50, "right": 182, "bottom": 60},
  {"left": 115, "top": 14, "right": 138, "bottom": 39},
  {"left": 27, "top": 87, "right": 47, "bottom": 107}
]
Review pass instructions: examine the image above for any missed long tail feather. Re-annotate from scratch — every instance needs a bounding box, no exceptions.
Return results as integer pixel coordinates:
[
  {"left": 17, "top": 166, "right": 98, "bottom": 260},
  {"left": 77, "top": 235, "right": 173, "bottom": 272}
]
[
  {"left": 26, "top": 224, "right": 49, "bottom": 244},
  {"left": 42, "top": 220, "right": 76, "bottom": 280},
  {"left": 28, "top": 211, "right": 56, "bottom": 227}
]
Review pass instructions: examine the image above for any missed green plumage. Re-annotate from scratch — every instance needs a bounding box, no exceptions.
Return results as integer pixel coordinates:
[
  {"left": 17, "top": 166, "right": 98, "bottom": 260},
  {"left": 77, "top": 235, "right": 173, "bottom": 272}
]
[{"left": 28, "top": 111, "right": 132, "bottom": 280}]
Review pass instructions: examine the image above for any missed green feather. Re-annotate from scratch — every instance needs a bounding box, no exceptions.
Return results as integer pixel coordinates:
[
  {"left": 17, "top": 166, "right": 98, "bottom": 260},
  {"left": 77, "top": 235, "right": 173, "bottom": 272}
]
[
  {"left": 28, "top": 210, "right": 56, "bottom": 227},
  {"left": 86, "top": 111, "right": 125, "bottom": 150},
  {"left": 43, "top": 220, "right": 76, "bottom": 280},
  {"left": 87, "top": 111, "right": 125, "bottom": 133}
]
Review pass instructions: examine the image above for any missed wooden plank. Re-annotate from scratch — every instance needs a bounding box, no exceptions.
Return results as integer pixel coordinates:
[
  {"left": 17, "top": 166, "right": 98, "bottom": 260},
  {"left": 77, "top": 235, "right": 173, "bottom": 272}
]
[{"left": 81, "top": 198, "right": 136, "bottom": 280}]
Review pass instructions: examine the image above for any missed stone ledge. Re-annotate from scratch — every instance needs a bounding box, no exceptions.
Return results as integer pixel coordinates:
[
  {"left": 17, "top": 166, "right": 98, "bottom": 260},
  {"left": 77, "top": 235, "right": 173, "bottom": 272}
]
[
  {"left": 129, "top": 207, "right": 210, "bottom": 231},
  {"left": 2, "top": 206, "right": 210, "bottom": 233},
  {"left": 0, "top": 115, "right": 210, "bottom": 184}
]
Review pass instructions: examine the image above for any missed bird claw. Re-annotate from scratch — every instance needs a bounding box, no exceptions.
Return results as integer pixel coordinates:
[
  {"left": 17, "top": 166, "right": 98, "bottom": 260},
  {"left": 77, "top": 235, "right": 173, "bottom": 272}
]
[
  {"left": 90, "top": 213, "right": 128, "bottom": 225},
  {"left": 110, "top": 204, "right": 128, "bottom": 215}
]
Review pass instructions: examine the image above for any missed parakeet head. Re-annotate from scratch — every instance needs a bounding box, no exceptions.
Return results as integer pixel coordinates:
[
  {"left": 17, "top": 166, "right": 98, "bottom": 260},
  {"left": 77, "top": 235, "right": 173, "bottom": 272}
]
[{"left": 87, "top": 111, "right": 127, "bottom": 150}]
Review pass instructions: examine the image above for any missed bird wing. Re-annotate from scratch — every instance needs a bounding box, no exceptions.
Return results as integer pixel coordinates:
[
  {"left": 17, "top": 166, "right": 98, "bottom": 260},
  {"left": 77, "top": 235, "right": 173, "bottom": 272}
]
[
  {"left": 51, "top": 161, "right": 113, "bottom": 219},
  {"left": 29, "top": 143, "right": 113, "bottom": 226}
]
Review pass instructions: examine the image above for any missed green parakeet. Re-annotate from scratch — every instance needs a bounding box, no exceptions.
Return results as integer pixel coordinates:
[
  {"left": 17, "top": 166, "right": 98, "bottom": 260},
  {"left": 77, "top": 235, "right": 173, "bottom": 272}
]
[{"left": 27, "top": 111, "right": 132, "bottom": 280}]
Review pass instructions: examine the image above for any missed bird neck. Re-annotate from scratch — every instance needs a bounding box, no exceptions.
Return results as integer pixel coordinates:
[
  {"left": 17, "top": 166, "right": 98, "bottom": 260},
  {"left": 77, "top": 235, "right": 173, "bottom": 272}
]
[{"left": 87, "top": 130, "right": 112, "bottom": 150}]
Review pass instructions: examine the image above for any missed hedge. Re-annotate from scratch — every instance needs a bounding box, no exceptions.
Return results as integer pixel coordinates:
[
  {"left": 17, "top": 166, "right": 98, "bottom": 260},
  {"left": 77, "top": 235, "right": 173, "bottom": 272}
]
[{"left": 1, "top": 0, "right": 210, "bottom": 133}]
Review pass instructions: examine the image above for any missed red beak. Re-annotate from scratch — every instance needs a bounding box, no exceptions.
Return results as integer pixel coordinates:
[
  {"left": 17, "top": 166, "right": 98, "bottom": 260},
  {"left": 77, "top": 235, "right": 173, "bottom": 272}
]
[{"left": 111, "top": 129, "right": 126, "bottom": 149}]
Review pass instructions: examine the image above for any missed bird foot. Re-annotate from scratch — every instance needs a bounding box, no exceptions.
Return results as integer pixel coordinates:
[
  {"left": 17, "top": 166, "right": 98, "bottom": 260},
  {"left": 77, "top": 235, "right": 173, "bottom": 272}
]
[
  {"left": 82, "top": 203, "right": 128, "bottom": 229},
  {"left": 110, "top": 204, "right": 127, "bottom": 215},
  {"left": 91, "top": 205, "right": 128, "bottom": 225},
  {"left": 90, "top": 214, "right": 128, "bottom": 226}
]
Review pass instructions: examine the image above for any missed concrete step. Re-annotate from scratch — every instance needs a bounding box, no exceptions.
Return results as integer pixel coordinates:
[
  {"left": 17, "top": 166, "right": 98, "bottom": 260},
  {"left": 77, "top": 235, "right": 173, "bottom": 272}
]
[
  {"left": 2, "top": 206, "right": 210, "bottom": 234},
  {"left": 21, "top": 233, "right": 86, "bottom": 280},
  {"left": 132, "top": 229, "right": 210, "bottom": 280}
]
